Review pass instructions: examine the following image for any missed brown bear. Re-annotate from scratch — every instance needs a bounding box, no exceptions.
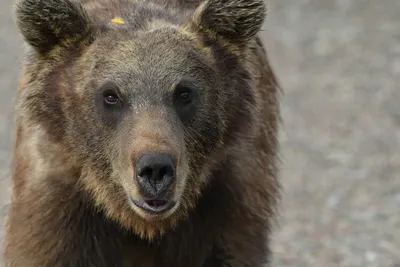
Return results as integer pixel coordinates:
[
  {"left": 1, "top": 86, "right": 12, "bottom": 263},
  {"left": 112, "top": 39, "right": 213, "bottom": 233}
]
[{"left": 3, "top": 0, "right": 281, "bottom": 266}]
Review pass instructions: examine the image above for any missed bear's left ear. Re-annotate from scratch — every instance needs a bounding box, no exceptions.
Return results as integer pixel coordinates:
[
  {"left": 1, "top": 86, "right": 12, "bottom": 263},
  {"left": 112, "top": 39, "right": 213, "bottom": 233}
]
[
  {"left": 14, "top": 0, "right": 96, "bottom": 53},
  {"left": 187, "top": 0, "right": 266, "bottom": 46}
]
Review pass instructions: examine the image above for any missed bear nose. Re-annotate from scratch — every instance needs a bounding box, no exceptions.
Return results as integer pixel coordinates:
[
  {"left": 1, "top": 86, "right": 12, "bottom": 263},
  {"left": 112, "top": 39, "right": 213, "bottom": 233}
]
[{"left": 135, "top": 153, "right": 175, "bottom": 199}]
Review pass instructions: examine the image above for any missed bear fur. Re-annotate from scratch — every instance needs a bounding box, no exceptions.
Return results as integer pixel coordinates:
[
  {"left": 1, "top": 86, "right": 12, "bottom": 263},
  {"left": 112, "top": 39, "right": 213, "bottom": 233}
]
[{"left": 3, "top": 0, "right": 281, "bottom": 266}]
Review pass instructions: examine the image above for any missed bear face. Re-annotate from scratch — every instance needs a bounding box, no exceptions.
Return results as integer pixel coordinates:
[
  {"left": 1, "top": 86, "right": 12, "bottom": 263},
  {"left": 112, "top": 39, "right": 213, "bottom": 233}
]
[{"left": 14, "top": 0, "right": 267, "bottom": 239}]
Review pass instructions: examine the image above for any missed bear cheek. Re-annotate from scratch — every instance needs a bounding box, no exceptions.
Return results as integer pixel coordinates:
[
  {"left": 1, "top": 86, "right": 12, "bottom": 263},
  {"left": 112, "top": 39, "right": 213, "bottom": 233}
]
[
  {"left": 172, "top": 150, "right": 191, "bottom": 198},
  {"left": 118, "top": 171, "right": 141, "bottom": 201}
]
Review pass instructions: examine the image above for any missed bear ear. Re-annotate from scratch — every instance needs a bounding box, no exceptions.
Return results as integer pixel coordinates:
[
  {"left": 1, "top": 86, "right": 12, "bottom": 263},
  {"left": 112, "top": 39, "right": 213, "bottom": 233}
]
[
  {"left": 190, "top": 0, "right": 267, "bottom": 43},
  {"left": 14, "top": 0, "right": 96, "bottom": 53}
]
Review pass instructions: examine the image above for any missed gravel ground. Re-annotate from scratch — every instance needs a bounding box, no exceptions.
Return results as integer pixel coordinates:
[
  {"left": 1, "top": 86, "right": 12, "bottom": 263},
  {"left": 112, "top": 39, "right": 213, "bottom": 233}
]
[
  {"left": 0, "top": 0, "right": 20, "bottom": 264},
  {"left": 0, "top": 0, "right": 399, "bottom": 266}
]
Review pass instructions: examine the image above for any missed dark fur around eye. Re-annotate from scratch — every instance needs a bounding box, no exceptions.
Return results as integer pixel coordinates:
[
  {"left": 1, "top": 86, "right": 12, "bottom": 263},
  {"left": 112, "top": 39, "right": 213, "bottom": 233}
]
[
  {"left": 95, "top": 82, "right": 124, "bottom": 127},
  {"left": 173, "top": 79, "right": 198, "bottom": 123}
]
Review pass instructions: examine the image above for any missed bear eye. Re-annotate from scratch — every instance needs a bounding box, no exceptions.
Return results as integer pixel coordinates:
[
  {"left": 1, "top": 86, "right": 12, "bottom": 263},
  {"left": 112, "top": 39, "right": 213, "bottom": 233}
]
[
  {"left": 178, "top": 89, "right": 192, "bottom": 103},
  {"left": 103, "top": 91, "right": 120, "bottom": 105},
  {"left": 174, "top": 83, "right": 194, "bottom": 105},
  {"left": 173, "top": 78, "right": 198, "bottom": 123}
]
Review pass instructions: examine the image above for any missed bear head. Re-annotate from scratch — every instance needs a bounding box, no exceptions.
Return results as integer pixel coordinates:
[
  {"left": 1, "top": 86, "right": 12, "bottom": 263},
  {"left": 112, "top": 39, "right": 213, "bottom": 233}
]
[{"left": 14, "top": 0, "right": 267, "bottom": 239}]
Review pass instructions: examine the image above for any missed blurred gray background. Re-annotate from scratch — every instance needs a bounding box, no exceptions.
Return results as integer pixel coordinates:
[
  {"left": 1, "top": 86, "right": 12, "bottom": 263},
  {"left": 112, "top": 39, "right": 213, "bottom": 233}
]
[{"left": 0, "top": 0, "right": 399, "bottom": 266}]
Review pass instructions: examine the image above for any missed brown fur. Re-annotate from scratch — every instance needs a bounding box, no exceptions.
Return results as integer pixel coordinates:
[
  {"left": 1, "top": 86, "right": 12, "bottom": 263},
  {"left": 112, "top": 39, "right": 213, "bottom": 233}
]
[{"left": 3, "top": 0, "right": 281, "bottom": 266}]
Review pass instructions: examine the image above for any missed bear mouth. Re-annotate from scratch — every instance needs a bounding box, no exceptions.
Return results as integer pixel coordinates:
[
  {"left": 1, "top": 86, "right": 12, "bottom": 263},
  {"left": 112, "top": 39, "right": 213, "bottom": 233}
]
[{"left": 132, "top": 198, "right": 176, "bottom": 214}]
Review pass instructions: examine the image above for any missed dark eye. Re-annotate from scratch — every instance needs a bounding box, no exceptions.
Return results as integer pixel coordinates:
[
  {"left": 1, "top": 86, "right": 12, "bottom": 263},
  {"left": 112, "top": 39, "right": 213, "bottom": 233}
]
[
  {"left": 178, "top": 89, "right": 192, "bottom": 103},
  {"left": 103, "top": 91, "right": 120, "bottom": 105},
  {"left": 174, "top": 85, "right": 193, "bottom": 105}
]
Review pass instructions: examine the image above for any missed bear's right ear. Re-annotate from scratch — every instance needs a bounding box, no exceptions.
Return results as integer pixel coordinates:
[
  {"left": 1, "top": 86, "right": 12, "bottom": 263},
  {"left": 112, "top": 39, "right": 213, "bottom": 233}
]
[{"left": 14, "top": 0, "right": 96, "bottom": 53}]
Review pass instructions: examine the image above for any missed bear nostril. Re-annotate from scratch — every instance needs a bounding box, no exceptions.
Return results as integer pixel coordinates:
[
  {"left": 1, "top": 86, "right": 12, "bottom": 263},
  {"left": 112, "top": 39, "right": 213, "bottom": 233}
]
[
  {"left": 159, "top": 166, "right": 174, "bottom": 181},
  {"left": 137, "top": 167, "right": 153, "bottom": 179}
]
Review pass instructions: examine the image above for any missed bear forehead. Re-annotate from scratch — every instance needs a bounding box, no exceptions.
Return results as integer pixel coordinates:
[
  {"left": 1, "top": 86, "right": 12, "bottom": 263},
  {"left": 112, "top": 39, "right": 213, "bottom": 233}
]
[{"left": 91, "top": 25, "right": 212, "bottom": 73}]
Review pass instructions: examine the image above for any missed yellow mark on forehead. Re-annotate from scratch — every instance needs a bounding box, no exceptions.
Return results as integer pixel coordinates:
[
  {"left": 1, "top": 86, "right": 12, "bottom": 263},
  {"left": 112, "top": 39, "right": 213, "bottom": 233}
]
[{"left": 111, "top": 17, "right": 125, "bottom": 25}]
